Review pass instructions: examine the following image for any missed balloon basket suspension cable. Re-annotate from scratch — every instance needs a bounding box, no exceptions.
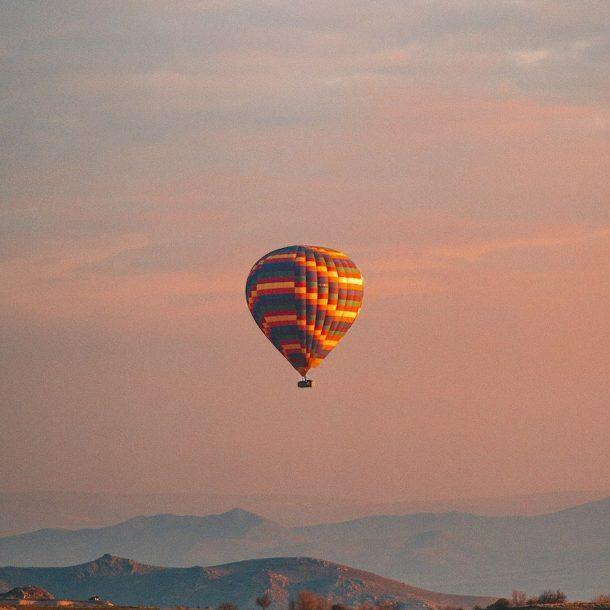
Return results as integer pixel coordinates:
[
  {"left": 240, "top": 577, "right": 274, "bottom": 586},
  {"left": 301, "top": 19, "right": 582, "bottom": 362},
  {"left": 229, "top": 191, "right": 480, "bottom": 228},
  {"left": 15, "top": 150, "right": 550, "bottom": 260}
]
[{"left": 298, "top": 376, "right": 314, "bottom": 388}]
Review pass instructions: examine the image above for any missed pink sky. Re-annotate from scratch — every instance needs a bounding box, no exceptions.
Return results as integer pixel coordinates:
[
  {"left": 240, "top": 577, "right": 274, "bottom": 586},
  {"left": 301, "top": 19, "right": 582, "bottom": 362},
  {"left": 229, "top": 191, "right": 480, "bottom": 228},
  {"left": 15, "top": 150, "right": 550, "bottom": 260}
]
[{"left": 1, "top": 1, "right": 609, "bottom": 503}]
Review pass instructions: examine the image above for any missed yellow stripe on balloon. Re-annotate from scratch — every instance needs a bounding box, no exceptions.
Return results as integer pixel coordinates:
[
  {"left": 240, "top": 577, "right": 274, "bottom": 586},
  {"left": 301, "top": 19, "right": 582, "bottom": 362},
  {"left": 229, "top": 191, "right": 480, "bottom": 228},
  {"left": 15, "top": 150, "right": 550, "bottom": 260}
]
[{"left": 257, "top": 281, "right": 295, "bottom": 290}]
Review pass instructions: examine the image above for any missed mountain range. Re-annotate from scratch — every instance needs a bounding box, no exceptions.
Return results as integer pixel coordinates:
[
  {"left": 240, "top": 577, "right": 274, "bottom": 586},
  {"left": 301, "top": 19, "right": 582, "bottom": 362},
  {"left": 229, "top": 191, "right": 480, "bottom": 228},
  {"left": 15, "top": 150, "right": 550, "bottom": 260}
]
[
  {"left": 1, "top": 490, "right": 607, "bottom": 535},
  {"left": 0, "top": 498, "right": 609, "bottom": 598},
  {"left": 0, "top": 553, "right": 494, "bottom": 609}
]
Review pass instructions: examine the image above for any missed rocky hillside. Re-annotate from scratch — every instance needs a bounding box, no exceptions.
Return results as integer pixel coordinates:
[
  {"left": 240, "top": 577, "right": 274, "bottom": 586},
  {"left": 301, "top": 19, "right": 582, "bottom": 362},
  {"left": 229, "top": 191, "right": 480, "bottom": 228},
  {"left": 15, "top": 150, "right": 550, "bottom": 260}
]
[
  {"left": 0, "top": 585, "right": 54, "bottom": 600},
  {"left": 0, "top": 554, "right": 494, "bottom": 609}
]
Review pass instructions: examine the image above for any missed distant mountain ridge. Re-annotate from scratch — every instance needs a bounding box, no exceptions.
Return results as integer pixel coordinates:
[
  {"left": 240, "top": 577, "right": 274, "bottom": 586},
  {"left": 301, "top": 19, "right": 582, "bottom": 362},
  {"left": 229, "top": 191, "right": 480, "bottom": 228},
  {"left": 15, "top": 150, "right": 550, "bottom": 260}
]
[
  {"left": 1, "top": 490, "right": 607, "bottom": 535},
  {"left": 0, "top": 498, "right": 609, "bottom": 598},
  {"left": 0, "top": 554, "right": 494, "bottom": 609}
]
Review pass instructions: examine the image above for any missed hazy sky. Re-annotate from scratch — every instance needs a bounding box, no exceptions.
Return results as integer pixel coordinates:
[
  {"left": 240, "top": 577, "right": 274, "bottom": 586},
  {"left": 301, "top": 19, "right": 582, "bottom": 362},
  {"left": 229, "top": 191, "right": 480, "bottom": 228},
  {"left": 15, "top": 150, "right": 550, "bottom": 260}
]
[{"left": 1, "top": 1, "right": 609, "bottom": 503}]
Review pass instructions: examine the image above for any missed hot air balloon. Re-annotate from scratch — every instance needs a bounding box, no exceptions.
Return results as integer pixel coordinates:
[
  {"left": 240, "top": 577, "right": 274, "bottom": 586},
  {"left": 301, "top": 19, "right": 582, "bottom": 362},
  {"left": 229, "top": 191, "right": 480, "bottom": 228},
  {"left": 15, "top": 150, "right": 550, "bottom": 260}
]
[{"left": 245, "top": 245, "right": 364, "bottom": 387}]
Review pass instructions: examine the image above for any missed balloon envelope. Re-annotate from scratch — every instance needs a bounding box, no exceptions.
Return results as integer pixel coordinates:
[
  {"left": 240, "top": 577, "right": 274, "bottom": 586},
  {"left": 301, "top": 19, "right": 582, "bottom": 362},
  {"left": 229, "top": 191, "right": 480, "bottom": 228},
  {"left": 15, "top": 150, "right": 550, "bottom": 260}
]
[{"left": 245, "top": 245, "right": 364, "bottom": 376}]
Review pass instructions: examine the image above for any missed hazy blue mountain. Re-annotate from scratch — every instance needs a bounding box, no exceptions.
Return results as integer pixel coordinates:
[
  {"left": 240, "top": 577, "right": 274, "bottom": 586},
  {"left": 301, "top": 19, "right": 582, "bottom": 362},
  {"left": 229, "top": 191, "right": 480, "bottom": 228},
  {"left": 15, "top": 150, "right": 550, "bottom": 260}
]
[
  {"left": 292, "top": 497, "right": 610, "bottom": 597},
  {"left": 0, "top": 508, "right": 293, "bottom": 568},
  {"left": 1, "top": 499, "right": 609, "bottom": 598},
  {"left": 0, "top": 554, "right": 494, "bottom": 609},
  {"left": 1, "top": 490, "right": 607, "bottom": 535}
]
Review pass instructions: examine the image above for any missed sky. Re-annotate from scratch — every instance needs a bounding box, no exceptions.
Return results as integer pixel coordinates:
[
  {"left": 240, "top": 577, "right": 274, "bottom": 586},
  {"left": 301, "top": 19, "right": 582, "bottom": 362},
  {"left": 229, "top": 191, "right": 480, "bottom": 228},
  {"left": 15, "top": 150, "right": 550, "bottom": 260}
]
[{"left": 1, "top": 1, "right": 609, "bottom": 504}]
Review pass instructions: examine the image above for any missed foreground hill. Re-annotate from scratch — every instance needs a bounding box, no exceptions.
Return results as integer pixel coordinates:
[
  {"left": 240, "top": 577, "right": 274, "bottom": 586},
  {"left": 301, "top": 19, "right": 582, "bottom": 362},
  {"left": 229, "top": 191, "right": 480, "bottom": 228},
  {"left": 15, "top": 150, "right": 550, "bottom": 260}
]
[
  {"left": 0, "top": 554, "right": 493, "bottom": 609},
  {"left": 0, "top": 499, "right": 609, "bottom": 597}
]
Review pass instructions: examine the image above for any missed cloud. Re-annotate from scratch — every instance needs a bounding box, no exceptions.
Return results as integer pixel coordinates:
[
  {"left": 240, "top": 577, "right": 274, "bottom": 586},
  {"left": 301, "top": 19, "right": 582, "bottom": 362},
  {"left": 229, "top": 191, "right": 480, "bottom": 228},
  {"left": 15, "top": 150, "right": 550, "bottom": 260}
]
[
  {"left": 363, "top": 224, "right": 610, "bottom": 306},
  {"left": 429, "top": 226, "right": 610, "bottom": 263}
]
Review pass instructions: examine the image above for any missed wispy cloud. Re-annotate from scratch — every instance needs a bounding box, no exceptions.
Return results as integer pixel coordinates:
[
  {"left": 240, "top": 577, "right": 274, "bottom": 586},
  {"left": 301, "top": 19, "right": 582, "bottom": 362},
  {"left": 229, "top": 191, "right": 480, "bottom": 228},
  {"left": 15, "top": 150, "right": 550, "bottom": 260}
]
[{"left": 429, "top": 226, "right": 610, "bottom": 263}]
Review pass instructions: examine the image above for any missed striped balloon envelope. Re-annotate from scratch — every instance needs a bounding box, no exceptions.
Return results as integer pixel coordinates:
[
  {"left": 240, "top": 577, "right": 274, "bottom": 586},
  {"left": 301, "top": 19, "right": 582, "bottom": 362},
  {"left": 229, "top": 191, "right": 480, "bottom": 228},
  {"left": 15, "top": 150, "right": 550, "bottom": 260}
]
[{"left": 245, "top": 245, "right": 364, "bottom": 386}]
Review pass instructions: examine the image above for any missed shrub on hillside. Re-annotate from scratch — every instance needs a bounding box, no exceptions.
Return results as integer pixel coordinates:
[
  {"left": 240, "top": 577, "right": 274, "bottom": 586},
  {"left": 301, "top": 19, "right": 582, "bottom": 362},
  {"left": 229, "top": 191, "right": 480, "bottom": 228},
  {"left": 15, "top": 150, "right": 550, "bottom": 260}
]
[
  {"left": 487, "top": 599, "right": 511, "bottom": 610},
  {"left": 512, "top": 591, "right": 527, "bottom": 607},
  {"left": 256, "top": 592, "right": 273, "bottom": 610},
  {"left": 537, "top": 591, "right": 567, "bottom": 604},
  {"left": 294, "top": 590, "right": 330, "bottom": 610}
]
